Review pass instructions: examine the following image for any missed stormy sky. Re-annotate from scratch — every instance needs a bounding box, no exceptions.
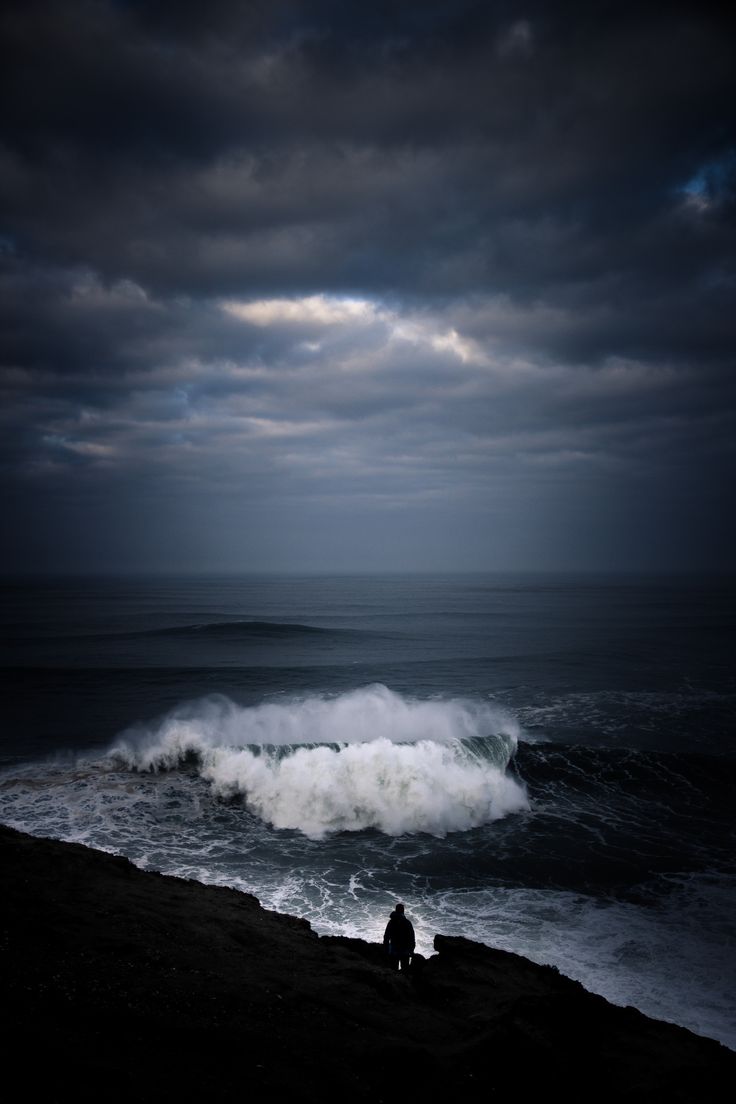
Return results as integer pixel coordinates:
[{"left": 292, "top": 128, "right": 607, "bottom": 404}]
[{"left": 1, "top": 1, "right": 734, "bottom": 573}]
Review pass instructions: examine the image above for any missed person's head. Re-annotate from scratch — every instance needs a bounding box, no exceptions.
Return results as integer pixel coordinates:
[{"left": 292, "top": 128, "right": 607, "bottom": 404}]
[{"left": 395, "top": 902, "right": 405, "bottom": 914}]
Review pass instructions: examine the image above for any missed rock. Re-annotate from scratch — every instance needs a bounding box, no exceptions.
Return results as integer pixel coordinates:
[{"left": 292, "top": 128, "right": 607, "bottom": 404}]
[{"left": 1, "top": 825, "right": 733, "bottom": 1102}]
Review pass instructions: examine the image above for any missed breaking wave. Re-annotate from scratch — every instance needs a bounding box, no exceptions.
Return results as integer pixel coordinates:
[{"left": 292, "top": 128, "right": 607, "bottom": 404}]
[{"left": 108, "top": 684, "right": 528, "bottom": 839}]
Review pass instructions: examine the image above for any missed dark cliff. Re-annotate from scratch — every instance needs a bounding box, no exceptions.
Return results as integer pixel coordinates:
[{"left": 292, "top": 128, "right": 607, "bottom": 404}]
[{"left": 2, "top": 825, "right": 733, "bottom": 1101}]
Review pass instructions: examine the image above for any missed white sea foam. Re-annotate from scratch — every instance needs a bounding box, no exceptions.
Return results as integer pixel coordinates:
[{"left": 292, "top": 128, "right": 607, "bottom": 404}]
[
  {"left": 201, "top": 738, "right": 528, "bottom": 837},
  {"left": 108, "top": 684, "right": 527, "bottom": 838}
]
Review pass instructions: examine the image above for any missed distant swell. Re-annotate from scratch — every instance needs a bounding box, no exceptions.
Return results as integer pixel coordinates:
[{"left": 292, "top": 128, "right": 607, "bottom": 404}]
[
  {"left": 109, "top": 684, "right": 528, "bottom": 839},
  {"left": 73, "top": 619, "right": 348, "bottom": 642}
]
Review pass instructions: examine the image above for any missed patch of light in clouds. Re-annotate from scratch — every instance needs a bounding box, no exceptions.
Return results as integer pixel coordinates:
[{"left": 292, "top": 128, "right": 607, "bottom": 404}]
[
  {"left": 222, "top": 295, "right": 375, "bottom": 327},
  {"left": 222, "top": 294, "right": 484, "bottom": 364}
]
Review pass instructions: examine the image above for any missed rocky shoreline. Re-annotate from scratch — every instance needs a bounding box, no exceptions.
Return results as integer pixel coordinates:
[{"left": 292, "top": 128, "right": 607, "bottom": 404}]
[{"left": 2, "top": 824, "right": 733, "bottom": 1101}]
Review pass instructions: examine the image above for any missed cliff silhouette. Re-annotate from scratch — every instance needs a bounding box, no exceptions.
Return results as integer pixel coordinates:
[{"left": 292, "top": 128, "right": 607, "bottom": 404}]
[{"left": 2, "top": 825, "right": 733, "bottom": 1101}]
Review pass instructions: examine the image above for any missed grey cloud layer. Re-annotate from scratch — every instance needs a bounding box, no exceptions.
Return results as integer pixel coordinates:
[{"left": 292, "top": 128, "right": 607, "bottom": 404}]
[{"left": 1, "top": 1, "right": 734, "bottom": 570}]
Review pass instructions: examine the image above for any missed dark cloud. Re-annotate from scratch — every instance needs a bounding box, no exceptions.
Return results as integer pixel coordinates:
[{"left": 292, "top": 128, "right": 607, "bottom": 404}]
[{"left": 1, "top": 1, "right": 734, "bottom": 571}]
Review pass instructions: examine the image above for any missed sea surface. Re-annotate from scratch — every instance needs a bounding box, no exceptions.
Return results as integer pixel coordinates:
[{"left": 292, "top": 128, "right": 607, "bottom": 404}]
[{"left": 1, "top": 573, "right": 734, "bottom": 1049}]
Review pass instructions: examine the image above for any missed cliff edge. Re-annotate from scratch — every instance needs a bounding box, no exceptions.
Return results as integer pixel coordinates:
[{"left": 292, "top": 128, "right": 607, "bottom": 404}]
[{"left": 2, "top": 825, "right": 732, "bottom": 1101}]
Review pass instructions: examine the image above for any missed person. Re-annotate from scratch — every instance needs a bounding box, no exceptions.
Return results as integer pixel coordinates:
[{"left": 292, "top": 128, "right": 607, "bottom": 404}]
[{"left": 383, "top": 902, "right": 415, "bottom": 971}]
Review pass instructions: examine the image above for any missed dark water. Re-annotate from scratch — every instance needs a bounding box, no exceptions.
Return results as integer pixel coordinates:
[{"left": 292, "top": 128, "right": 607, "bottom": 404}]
[{"left": 1, "top": 573, "right": 734, "bottom": 1048}]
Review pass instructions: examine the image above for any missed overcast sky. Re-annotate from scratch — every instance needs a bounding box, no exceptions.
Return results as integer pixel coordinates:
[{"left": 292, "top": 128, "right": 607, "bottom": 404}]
[{"left": 1, "top": 0, "right": 734, "bottom": 573}]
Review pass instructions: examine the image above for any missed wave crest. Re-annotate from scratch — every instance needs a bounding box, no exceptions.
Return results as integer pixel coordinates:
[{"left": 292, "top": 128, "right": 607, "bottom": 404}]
[{"left": 109, "top": 685, "right": 528, "bottom": 839}]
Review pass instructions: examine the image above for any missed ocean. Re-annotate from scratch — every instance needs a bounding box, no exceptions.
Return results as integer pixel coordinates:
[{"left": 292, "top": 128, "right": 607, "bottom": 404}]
[{"left": 1, "top": 573, "right": 734, "bottom": 1049}]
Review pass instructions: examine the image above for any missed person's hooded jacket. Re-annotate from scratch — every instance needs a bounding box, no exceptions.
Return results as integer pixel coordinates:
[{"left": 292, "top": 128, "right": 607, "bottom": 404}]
[{"left": 383, "top": 909, "right": 415, "bottom": 955}]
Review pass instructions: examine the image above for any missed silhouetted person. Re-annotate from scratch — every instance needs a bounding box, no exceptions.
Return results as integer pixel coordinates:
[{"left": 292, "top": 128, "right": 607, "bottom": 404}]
[{"left": 383, "top": 902, "right": 415, "bottom": 971}]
